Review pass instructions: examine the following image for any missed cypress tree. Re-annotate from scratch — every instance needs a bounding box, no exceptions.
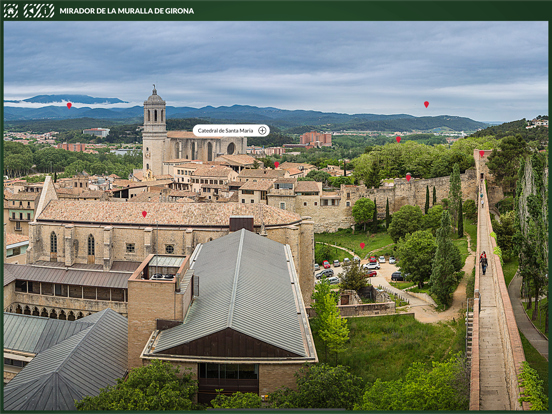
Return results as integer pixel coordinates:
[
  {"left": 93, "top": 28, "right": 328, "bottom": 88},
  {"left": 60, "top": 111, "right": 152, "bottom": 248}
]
[
  {"left": 53, "top": 171, "right": 57, "bottom": 183},
  {"left": 448, "top": 163, "right": 462, "bottom": 231},
  {"left": 386, "top": 198, "right": 390, "bottom": 229},
  {"left": 425, "top": 185, "right": 430, "bottom": 215},
  {"left": 433, "top": 186, "right": 437, "bottom": 206},
  {"left": 458, "top": 199, "right": 464, "bottom": 237},
  {"left": 372, "top": 199, "right": 378, "bottom": 233},
  {"left": 430, "top": 211, "right": 457, "bottom": 306}
]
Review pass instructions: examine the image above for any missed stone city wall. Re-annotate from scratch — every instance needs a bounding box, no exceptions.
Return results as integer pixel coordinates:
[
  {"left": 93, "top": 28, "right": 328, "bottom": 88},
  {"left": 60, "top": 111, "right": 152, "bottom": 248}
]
[{"left": 306, "top": 301, "right": 396, "bottom": 318}]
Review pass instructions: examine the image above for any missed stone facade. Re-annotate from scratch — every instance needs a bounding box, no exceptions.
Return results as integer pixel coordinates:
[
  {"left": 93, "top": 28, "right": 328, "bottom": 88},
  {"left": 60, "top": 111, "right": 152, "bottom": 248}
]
[
  {"left": 142, "top": 87, "right": 246, "bottom": 177},
  {"left": 258, "top": 364, "right": 304, "bottom": 395}
]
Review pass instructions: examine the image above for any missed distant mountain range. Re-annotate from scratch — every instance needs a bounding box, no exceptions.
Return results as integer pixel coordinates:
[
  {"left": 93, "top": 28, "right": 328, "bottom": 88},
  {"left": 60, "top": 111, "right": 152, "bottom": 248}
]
[
  {"left": 5, "top": 94, "right": 127, "bottom": 104},
  {"left": 4, "top": 95, "right": 488, "bottom": 132}
]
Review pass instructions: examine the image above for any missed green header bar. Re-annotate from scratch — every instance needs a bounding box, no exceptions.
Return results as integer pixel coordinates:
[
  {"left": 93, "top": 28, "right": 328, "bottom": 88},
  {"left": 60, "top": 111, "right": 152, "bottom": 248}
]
[{"left": 2, "top": 1, "right": 550, "bottom": 22}]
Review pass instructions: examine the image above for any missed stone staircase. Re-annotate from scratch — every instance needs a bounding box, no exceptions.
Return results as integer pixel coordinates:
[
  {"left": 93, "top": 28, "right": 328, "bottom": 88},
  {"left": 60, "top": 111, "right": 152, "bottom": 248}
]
[{"left": 466, "top": 309, "right": 474, "bottom": 359}]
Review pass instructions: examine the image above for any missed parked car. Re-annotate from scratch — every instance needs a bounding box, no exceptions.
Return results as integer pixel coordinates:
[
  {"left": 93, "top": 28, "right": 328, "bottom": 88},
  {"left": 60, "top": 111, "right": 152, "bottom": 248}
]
[
  {"left": 327, "top": 276, "right": 340, "bottom": 285},
  {"left": 363, "top": 262, "right": 380, "bottom": 270},
  {"left": 367, "top": 270, "right": 377, "bottom": 277},
  {"left": 333, "top": 260, "right": 340, "bottom": 267},
  {"left": 391, "top": 271, "right": 404, "bottom": 281},
  {"left": 314, "top": 263, "right": 320, "bottom": 271},
  {"left": 389, "top": 257, "right": 396, "bottom": 264},
  {"left": 379, "top": 256, "right": 386, "bottom": 263},
  {"left": 316, "top": 269, "right": 334, "bottom": 279},
  {"left": 343, "top": 258, "right": 351, "bottom": 266},
  {"left": 323, "top": 260, "right": 331, "bottom": 269},
  {"left": 369, "top": 256, "right": 377, "bottom": 263}
]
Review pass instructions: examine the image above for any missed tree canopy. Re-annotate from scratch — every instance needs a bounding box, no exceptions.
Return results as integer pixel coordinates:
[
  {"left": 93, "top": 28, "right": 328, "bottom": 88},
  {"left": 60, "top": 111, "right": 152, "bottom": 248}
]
[
  {"left": 75, "top": 359, "right": 198, "bottom": 411},
  {"left": 352, "top": 198, "right": 375, "bottom": 231},
  {"left": 388, "top": 205, "right": 423, "bottom": 243},
  {"left": 397, "top": 230, "right": 437, "bottom": 289}
]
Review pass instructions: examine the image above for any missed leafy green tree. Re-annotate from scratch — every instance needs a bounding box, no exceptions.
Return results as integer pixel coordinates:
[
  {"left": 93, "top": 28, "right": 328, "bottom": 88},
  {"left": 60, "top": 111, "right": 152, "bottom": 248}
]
[
  {"left": 329, "top": 175, "right": 353, "bottom": 188},
  {"left": 371, "top": 198, "right": 378, "bottom": 233},
  {"left": 448, "top": 163, "right": 462, "bottom": 231},
  {"left": 355, "top": 354, "right": 469, "bottom": 411},
  {"left": 339, "top": 262, "right": 367, "bottom": 293},
  {"left": 364, "top": 158, "right": 381, "bottom": 188},
  {"left": 397, "top": 230, "right": 437, "bottom": 289},
  {"left": 306, "top": 170, "right": 332, "bottom": 184},
  {"left": 258, "top": 157, "right": 275, "bottom": 169},
  {"left": 518, "top": 361, "right": 549, "bottom": 411},
  {"left": 425, "top": 185, "right": 430, "bottom": 214},
  {"left": 352, "top": 198, "right": 375, "bottom": 232},
  {"left": 433, "top": 186, "right": 437, "bottom": 205},
  {"left": 387, "top": 205, "right": 423, "bottom": 243},
  {"left": 463, "top": 199, "right": 477, "bottom": 222},
  {"left": 491, "top": 211, "right": 516, "bottom": 261},
  {"left": 385, "top": 198, "right": 391, "bottom": 229},
  {"left": 269, "top": 363, "right": 364, "bottom": 410},
  {"left": 315, "top": 243, "right": 334, "bottom": 265},
  {"left": 75, "top": 359, "right": 198, "bottom": 411},
  {"left": 487, "top": 135, "right": 529, "bottom": 195},
  {"left": 422, "top": 204, "right": 444, "bottom": 235},
  {"left": 430, "top": 211, "right": 457, "bottom": 306},
  {"left": 210, "top": 390, "right": 262, "bottom": 409}
]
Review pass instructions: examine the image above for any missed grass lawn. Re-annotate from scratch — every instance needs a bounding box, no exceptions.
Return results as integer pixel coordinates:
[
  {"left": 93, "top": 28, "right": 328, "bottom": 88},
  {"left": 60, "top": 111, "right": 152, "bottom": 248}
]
[
  {"left": 315, "top": 228, "right": 394, "bottom": 259},
  {"left": 519, "top": 330, "right": 548, "bottom": 396},
  {"left": 389, "top": 281, "right": 416, "bottom": 290},
  {"left": 502, "top": 257, "right": 519, "bottom": 287},
  {"left": 464, "top": 219, "right": 477, "bottom": 252},
  {"left": 314, "top": 314, "right": 466, "bottom": 385},
  {"left": 315, "top": 243, "right": 353, "bottom": 264},
  {"left": 451, "top": 234, "right": 469, "bottom": 267},
  {"left": 525, "top": 298, "right": 548, "bottom": 339}
]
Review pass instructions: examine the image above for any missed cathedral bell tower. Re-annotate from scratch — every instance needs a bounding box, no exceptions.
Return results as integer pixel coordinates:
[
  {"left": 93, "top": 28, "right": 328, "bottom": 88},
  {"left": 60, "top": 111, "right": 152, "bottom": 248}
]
[{"left": 143, "top": 85, "right": 167, "bottom": 177}]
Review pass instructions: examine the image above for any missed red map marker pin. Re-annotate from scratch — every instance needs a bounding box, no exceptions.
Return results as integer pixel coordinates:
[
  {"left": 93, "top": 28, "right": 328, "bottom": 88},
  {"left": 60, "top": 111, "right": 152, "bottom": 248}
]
[
  {"left": 396, "top": 136, "right": 401, "bottom": 143},
  {"left": 142, "top": 211, "right": 147, "bottom": 218},
  {"left": 274, "top": 161, "right": 279, "bottom": 168},
  {"left": 424, "top": 101, "right": 429, "bottom": 108},
  {"left": 406, "top": 173, "right": 411, "bottom": 182},
  {"left": 360, "top": 242, "right": 365, "bottom": 249},
  {"left": 67, "top": 102, "right": 72, "bottom": 109},
  {"left": 479, "top": 150, "right": 485, "bottom": 157}
]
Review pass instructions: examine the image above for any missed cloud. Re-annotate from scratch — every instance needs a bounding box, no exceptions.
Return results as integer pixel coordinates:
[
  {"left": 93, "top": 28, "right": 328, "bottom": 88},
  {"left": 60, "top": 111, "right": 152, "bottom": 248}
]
[{"left": 4, "top": 21, "right": 548, "bottom": 121}]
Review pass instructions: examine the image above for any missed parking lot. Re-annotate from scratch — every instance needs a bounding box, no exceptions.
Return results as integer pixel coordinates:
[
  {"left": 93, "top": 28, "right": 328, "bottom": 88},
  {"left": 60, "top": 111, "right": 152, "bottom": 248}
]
[{"left": 316, "top": 258, "right": 401, "bottom": 283}]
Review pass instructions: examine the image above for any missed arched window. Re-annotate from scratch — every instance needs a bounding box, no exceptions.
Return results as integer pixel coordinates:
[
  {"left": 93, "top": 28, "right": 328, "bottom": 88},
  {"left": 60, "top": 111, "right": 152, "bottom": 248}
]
[
  {"left": 154, "top": 110, "right": 158, "bottom": 122},
  {"left": 208, "top": 142, "right": 213, "bottom": 161},
  {"left": 192, "top": 142, "right": 196, "bottom": 159},
  {"left": 147, "top": 110, "right": 150, "bottom": 122},
  {"left": 50, "top": 232, "right": 57, "bottom": 253},
  {"left": 88, "top": 235, "right": 95, "bottom": 256},
  {"left": 227, "top": 142, "right": 235, "bottom": 155},
  {"left": 161, "top": 109, "right": 164, "bottom": 122},
  {"left": 146, "top": 163, "right": 150, "bottom": 170}
]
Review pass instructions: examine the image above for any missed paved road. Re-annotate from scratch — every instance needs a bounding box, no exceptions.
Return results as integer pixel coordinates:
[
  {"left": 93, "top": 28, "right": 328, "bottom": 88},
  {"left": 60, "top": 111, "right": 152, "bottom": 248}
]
[{"left": 508, "top": 275, "right": 549, "bottom": 360}]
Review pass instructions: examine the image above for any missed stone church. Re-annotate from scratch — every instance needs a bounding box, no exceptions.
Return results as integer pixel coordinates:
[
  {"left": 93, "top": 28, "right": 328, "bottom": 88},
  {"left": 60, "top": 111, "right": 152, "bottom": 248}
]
[{"left": 142, "top": 87, "right": 247, "bottom": 176}]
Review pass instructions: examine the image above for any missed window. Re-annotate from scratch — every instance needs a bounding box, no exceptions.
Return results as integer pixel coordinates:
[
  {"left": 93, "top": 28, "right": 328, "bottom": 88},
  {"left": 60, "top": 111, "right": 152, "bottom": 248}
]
[
  {"left": 165, "top": 245, "right": 175, "bottom": 254},
  {"left": 26, "top": 213, "right": 31, "bottom": 220},
  {"left": 242, "top": 199, "right": 245, "bottom": 203},
  {"left": 27, "top": 202, "right": 30, "bottom": 207},
  {"left": 19, "top": 213, "right": 23, "bottom": 220},
  {"left": 314, "top": 202, "right": 318, "bottom": 206},
  {"left": 126, "top": 243, "right": 135, "bottom": 253},
  {"left": 11, "top": 212, "right": 15, "bottom": 219},
  {"left": 80, "top": 182, "right": 83, "bottom": 188},
  {"left": 15, "top": 222, "right": 21, "bottom": 231},
  {"left": 50, "top": 232, "right": 57, "bottom": 253},
  {"left": 242, "top": 190, "right": 254, "bottom": 195},
  {"left": 251, "top": 200, "right": 254, "bottom": 203},
  {"left": 347, "top": 193, "right": 351, "bottom": 200},
  {"left": 88, "top": 234, "right": 95, "bottom": 256},
  {"left": 303, "top": 202, "right": 307, "bottom": 206},
  {"left": 346, "top": 201, "right": 350, "bottom": 207},
  {"left": 4, "top": 358, "right": 28, "bottom": 368},
  {"left": 280, "top": 202, "right": 286, "bottom": 209},
  {"left": 199, "top": 364, "right": 258, "bottom": 380},
  {"left": 19, "top": 201, "right": 22, "bottom": 207}
]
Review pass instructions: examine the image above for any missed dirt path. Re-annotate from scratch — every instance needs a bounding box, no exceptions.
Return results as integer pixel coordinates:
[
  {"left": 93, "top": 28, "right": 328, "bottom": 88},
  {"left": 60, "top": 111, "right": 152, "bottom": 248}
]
[{"left": 318, "top": 233, "right": 476, "bottom": 324}]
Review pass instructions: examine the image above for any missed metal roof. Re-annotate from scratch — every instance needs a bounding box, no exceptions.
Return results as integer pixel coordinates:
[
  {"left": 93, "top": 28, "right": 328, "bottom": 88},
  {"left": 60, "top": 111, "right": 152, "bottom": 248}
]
[
  {"left": 149, "top": 256, "right": 186, "bottom": 268},
  {"left": 154, "top": 229, "right": 309, "bottom": 357},
  {"left": 4, "top": 308, "right": 128, "bottom": 411},
  {"left": 4, "top": 264, "right": 130, "bottom": 289},
  {"left": 4, "top": 313, "right": 92, "bottom": 354}
]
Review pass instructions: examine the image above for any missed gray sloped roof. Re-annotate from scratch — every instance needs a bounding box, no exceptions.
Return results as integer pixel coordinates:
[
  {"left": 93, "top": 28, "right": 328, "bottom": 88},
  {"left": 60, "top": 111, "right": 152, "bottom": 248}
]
[
  {"left": 4, "top": 313, "right": 93, "bottom": 354},
  {"left": 154, "top": 229, "right": 308, "bottom": 357},
  {"left": 4, "top": 308, "right": 128, "bottom": 411}
]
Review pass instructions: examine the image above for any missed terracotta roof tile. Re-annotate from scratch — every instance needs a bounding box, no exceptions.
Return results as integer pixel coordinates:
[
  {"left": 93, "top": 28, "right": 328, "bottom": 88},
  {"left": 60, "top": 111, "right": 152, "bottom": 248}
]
[
  {"left": 37, "top": 200, "right": 301, "bottom": 227},
  {"left": 193, "top": 165, "right": 236, "bottom": 178},
  {"left": 240, "top": 181, "right": 274, "bottom": 191},
  {"left": 217, "top": 154, "right": 257, "bottom": 165},
  {"left": 4, "top": 192, "right": 40, "bottom": 201},
  {"left": 238, "top": 169, "right": 286, "bottom": 179},
  {"left": 286, "top": 168, "right": 303, "bottom": 176},
  {"left": 6, "top": 233, "right": 29, "bottom": 246},
  {"left": 295, "top": 181, "right": 320, "bottom": 193}
]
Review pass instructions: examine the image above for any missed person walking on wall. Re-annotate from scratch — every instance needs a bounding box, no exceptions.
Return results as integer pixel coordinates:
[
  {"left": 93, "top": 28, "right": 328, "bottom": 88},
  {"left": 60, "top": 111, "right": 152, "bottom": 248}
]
[{"left": 480, "top": 252, "right": 488, "bottom": 275}]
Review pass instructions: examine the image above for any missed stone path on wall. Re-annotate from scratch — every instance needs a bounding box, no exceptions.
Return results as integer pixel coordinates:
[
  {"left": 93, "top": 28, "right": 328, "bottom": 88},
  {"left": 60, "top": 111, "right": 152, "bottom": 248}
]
[
  {"left": 508, "top": 275, "right": 549, "bottom": 360},
  {"left": 478, "top": 211, "right": 511, "bottom": 410}
]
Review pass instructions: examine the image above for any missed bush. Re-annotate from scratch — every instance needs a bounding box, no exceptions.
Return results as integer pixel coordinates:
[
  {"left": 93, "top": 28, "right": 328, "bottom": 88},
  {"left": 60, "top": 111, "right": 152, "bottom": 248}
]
[
  {"left": 210, "top": 390, "right": 263, "bottom": 409},
  {"left": 518, "top": 361, "right": 549, "bottom": 410},
  {"left": 269, "top": 363, "right": 364, "bottom": 410}
]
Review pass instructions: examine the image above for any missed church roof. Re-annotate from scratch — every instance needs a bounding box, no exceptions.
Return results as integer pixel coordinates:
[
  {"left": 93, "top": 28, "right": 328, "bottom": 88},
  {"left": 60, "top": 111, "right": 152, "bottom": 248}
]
[
  {"left": 36, "top": 200, "right": 302, "bottom": 227},
  {"left": 144, "top": 86, "right": 165, "bottom": 104},
  {"left": 193, "top": 165, "right": 236, "bottom": 178}
]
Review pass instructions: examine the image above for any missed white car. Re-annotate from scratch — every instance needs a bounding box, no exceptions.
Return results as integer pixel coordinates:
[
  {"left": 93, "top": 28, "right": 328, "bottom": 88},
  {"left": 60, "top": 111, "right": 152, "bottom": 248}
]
[
  {"left": 389, "top": 257, "right": 396, "bottom": 264},
  {"left": 379, "top": 256, "right": 386, "bottom": 263},
  {"left": 363, "top": 262, "right": 380, "bottom": 270}
]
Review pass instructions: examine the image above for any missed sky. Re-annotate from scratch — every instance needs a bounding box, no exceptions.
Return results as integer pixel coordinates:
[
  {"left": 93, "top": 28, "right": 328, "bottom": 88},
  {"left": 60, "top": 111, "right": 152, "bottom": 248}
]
[{"left": 4, "top": 21, "right": 548, "bottom": 122}]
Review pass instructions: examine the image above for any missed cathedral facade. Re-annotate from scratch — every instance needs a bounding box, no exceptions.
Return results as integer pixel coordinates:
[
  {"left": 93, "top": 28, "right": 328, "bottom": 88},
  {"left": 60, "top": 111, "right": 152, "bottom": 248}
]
[{"left": 142, "top": 87, "right": 247, "bottom": 176}]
